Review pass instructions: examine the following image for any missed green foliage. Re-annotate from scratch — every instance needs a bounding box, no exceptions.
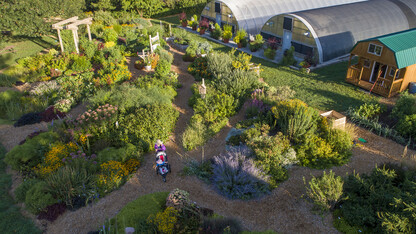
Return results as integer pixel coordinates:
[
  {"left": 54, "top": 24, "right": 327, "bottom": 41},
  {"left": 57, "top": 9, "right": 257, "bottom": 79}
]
[
  {"left": 103, "top": 28, "right": 118, "bottom": 42},
  {"left": 15, "top": 178, "right": 41, "bottom": 203},
  {"left": 202, "top": 217, "right": 243, "bottom": 234},
  {"left": 396, "top": 114, "right": 416, "bottom": 139},
  {"left": 234, "top": 29, "right": 247, "bottom": 46},
  {"left": 97, "top": 144, "right": 141, "bottom": 164},
  {"left": 0, "top": 144, "right": 40, "bottom": 233},
  {"left": 272, "top": 99, "right": 318, "bottom": 141},
  {"left": 93, "top": 10, "right": 117, "bottom": 26},
  {"left": 24, "top": 181, "right": 56, "bottom": 214},
  {"left": 181, "top": 160, "right": 213, "bottom": 183},
  {"left": 122, "top": 0, "right": 165, "bottom": 18},
  {"left": 79, "top": 38, "right": 98, "bottom": 58},
  {"left": 206, "top": 52, "right": 233, "bottom": 79},
  {"left": 391, "top": 92, "right": 416, "bottom": 118},
  {"left": 339, "top": 164, "right": 416, "bottom": 233},
  {"left": 222, "top": 24, "right": 233, "bottom": 40},
  {"left": 155, "top": 59, "right": 171, "bottom": 78},
  {"left": 107, "top": 192, "right": 169, "bottom": 233},
  {"left": 210, "top": 23, "right": 222, "bottom": 40},
  {"left": 350, "top": 102, "right": 386, "bottom": 120},
  {"left": 281, "top": 46, "right": 296, "bottom": 66},
  {"left": 46, "top": 165, "right": 96, "bottom": 207},
  {"left": 155, "top": 47, "right": 174, "bottom": 64},
  {"left": 264, "top": 48, "right": 276, "bottom": 60},
  {"left": 5, "top": 132, "right": 60, "bottom": 172},
  {"left": 70, "top": 55, "right": 92, "bottom": 72},
  {"left": 182, "top": 115, "right": 208, "bottom": 151},
  {"left": 0, "top": 73, "right": 19, "bottom": 87},
  {"left": 249, "top": 34, "right": 264, "bottom": 52},
  {"left": 304, "top": 170, "right": 344, "bottom": 212},
  {"left": 215, "top": 69, "right": 259, "bottom": 100},
  {"left": 89, "top": 83, "right": 174, "bottom": 113},
  {"left": 117, "top": 104, "right": 179, "bottom": 151}
]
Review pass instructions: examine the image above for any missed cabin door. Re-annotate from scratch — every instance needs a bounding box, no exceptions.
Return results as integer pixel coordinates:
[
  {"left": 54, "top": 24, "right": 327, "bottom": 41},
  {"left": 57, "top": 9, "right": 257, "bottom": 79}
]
[
  {"left": 282, "top": 17, "right": 293, "bottom": 51},
  {"left": 370, "top": 62, "right": 387, "bottom": 82},
  {"left": 215, "top": 2, "right": 221, "bottom": 25}
]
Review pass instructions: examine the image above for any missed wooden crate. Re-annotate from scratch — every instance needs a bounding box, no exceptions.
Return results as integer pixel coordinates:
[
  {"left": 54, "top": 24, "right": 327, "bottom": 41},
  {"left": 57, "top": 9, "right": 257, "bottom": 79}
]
[{"left": 320, "top": 110, "right": 346, "bottom": 129}]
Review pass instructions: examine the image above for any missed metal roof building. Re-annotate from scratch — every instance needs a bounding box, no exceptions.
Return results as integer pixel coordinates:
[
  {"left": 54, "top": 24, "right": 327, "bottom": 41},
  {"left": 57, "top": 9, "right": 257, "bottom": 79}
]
[
  {"left": 260, "top": 0, "right": 416, "bottom": 63},
  {"left": 200, "top": 0, "right": 367, "bottom": 35}
]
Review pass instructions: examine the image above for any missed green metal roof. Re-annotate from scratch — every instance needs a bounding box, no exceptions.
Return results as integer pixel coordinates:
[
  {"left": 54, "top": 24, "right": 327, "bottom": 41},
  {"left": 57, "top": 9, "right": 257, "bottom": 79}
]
[{"left": 357, "top": 28, "right": 416, "bottom": 69}]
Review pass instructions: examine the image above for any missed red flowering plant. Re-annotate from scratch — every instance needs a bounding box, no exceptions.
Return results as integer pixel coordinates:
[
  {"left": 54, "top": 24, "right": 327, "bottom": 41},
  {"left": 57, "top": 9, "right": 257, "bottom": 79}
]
[
  {"left": 199, "top": 18, "right": 209, "bottom": 31},
  {"left": 179, "top": 12, "right": 187, "bottom": 23},
  {"left": 267, "top": 37, "right": 280, "bottom": 50}
]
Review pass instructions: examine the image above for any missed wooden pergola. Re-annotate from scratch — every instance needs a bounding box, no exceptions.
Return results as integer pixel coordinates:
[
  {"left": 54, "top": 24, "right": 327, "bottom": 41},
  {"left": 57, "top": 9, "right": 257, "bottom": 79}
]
[{"left": 52, "top": 17, "right": 93, "bottom": 54}]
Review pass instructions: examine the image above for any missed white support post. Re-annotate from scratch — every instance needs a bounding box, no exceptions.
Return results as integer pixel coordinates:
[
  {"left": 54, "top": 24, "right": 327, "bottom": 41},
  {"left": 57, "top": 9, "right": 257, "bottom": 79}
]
[
  {"left": 57, "top": 29, "right": 64, "bottom": 53},
  {"left": 87, "top": 24, "right": 92, "bottom": 41},
  {"left": 72, "top": 29, "right": 79, "bottom": 54}
]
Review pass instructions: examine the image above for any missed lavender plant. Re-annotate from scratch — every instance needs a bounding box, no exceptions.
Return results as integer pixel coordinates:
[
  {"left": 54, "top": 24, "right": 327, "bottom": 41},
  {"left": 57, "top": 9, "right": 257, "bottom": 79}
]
[{"left": 212, "top": 147, "right": 270, "bottom": 199}]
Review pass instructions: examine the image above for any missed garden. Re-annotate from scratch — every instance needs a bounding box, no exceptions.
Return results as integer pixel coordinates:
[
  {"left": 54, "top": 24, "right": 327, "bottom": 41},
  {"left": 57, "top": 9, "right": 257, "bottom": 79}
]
[{"left": 1, "top": 2, "right": 416, "bottom": 234}]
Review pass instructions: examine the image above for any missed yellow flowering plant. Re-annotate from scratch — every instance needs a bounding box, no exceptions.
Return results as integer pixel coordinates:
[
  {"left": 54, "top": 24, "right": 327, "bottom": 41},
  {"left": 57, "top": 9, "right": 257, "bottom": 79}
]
[
  {"left": 34, "top": 142, "right": 78, "bottom": 178},
  {"left": 97, "top": 160, "right": 129, "bottom": 192}
]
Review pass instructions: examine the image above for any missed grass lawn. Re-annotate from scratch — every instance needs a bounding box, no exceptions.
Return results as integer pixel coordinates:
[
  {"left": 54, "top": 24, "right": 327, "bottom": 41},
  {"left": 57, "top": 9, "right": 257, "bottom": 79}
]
[
  {"left": 106, "top": 191, "right": 169, "bottom": 233},
  {"left": 175, "top": 28, "right": 378, "bottom": 112},
  {"left": 0, "top": 145, "right": 40, "bottom": 234},
  {"left": 0, "top": 36, "right": 57, "bottom": 70},
  {"left": 154, "top": 15, "right": 181, "bottom": 26}
]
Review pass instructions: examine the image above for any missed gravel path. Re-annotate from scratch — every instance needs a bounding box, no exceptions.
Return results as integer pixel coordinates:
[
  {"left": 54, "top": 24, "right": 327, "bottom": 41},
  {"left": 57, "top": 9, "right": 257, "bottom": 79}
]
[{"left": 1, "top": 47, "right": 414, "bottom": 234}]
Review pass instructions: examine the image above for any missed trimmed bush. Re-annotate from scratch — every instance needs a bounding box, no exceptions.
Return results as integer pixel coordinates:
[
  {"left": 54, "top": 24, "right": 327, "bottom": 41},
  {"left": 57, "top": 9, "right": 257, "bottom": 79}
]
[
  {"left": 155, "top": 59, "right": 171, "bottom": 78},
  {"left": 25, "top": 181, "right": 56, "bottom": 214}
]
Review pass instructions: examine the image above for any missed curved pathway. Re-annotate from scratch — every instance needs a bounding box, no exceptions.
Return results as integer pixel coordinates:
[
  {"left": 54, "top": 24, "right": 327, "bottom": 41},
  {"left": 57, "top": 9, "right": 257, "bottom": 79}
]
[{"left": 2, "top": 47, "right": 414, "bottom": 234}]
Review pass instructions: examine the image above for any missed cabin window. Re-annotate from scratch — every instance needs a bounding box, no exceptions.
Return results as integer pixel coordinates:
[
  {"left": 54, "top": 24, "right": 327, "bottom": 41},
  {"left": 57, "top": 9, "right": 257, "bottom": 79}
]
[
  {"left": 283, "top": 17, "right": 293, "bottom": 31},
  {"left": 389, "top": 67, "right": 400, "bottom": 78},
  {"left": 363, "top": 59, "right": 371, "bottom": 68},
  {"left": 215, "top": 2, "right": 221, "bottom": 13},
  {"left": 368, "top": 43, "right": 382, "bottom": 56}
]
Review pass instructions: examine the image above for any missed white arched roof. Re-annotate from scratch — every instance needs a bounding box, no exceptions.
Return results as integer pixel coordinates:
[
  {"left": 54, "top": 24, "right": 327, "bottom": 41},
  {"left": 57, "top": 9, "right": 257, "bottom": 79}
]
[{"left": 217, "top": 0, "right": 367, "bottom": 35}]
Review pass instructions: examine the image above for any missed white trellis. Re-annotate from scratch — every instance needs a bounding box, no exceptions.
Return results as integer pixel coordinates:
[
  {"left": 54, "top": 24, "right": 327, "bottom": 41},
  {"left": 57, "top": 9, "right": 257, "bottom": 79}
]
[
  {"left": 149, "top": 32, "right": 160, "bottom": 53},
  {"left": 52, "top": 17, "right": 93, "bottom": 54}
]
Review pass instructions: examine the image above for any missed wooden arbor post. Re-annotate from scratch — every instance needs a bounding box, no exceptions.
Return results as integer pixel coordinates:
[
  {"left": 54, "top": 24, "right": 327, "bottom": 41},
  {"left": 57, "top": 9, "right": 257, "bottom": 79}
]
[
  {"left": 52, "top": 17, "right": 93, "bottom": 54},
  {"left": 67, "top": 18, "right": 93, "bottom": 54},
  {"left": 52, "top": 16, "right": 79, "bottom": 53}
]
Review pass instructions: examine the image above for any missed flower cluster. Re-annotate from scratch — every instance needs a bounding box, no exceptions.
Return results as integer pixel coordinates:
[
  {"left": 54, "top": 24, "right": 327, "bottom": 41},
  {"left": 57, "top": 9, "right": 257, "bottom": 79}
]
[
  {"left": 123, "top": 158, "right": 140, "bottom": 173},
  {"left": 147, "top": 207, "right": 178, "bottom": 234},
  {"left": 121, "top": 24, "right": 135, "bottom": 27},
  {"left": 95, "top": 63, "right": 131, "bottom": 86},
  {"left": 98, "top": 160, "right": 129, "bottom": 191},
  {"left": 34, "top": 142, "right": 78, "bottom": 177},
  {"left": 188, "top": 57, "right": 212, "bottom": 79},
  {"left": 62, "top": 151, "right": 97, "bottom": 164},
  {"left": 75, "top": 104, "right": 118, "bottom": 126}
]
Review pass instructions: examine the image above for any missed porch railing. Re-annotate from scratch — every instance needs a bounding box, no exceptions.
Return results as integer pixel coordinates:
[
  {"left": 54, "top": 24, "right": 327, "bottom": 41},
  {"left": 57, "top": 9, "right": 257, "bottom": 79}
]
[
  {"left": 372, "top": 77, "right": 403, "bottom": 97},
  {"left": 346, "top": 66, "right": 362, "bottom": 85}
]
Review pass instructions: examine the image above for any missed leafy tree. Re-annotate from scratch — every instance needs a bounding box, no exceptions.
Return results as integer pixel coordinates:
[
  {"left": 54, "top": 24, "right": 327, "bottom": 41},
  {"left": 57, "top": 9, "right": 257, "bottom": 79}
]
[{"left": 120, "top": 0, "right": 165, "bottom": 18}]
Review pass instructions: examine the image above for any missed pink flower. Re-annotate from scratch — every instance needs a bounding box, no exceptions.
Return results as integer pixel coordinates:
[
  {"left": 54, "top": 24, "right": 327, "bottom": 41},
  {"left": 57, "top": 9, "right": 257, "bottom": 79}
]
[{"left": 95, "top": 117, "right": 98, "bottom": 120}]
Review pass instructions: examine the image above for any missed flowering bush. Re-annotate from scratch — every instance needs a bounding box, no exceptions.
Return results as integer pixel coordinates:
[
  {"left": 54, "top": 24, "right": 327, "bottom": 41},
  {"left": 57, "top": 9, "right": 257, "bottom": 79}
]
[
  {"left": 98, "top": 160, "right": 129, "bottom": 192},
  {"left": 147, "top": 207, "right": 179, "bottom": 234},
  {"left": 187, "top": 57, "right": 212, "bottom": 80},
  {"left": 212, "top": 147, "right": 270, "bottom": 199},
  {"left": 95, "top": 62, "right": 131, "bottom": 86},
  {"left": 33, "top": 142, "right": 78, "bottom": 178}
]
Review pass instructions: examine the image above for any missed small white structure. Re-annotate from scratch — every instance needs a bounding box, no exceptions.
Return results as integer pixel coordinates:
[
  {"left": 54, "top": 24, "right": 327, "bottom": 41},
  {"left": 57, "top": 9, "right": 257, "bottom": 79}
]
[
  {"left": 149, "top": 32, "right": 160, "bottom": 53},
  {"left": 52, "top": 17, "right": 93, "bottom": 54}
]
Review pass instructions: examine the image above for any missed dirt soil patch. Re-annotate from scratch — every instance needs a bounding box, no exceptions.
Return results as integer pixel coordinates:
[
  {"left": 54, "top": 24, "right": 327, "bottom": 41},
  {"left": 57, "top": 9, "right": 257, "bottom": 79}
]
[{"left": 1, "top": 47, "right": 414, "bottom": 234}]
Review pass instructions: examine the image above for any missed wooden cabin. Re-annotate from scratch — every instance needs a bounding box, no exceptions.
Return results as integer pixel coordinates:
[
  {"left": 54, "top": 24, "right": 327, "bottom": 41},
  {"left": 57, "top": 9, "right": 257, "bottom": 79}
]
[{"left": 346, "top": 28, "right": 416, "bottom": 98}]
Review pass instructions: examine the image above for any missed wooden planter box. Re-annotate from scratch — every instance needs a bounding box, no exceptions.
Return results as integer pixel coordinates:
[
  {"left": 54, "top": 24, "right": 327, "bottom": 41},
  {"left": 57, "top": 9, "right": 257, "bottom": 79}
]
[{"left": 320, "top": 110, "right": 346, "bottom": 129}]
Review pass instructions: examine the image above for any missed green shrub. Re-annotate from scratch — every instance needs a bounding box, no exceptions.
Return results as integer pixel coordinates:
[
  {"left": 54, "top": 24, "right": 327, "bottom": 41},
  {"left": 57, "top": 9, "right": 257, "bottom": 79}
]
[
  {"left": 25, "top": 181, "right": 56, "bottom": 214},
  {"left": 181, "top": 160, "right": 213, "bottom": 183},
  {"left": 5, "top": 132, "right": 60, "bottom": 172},
  {"left": 202, "top": 217, "right": 243, "bottom": 234},
  {"left": 97, "top": 144, "right": 141, "bottom": 164},
  {"left": 155, "top": 47, "right": 174, "bottom": 64},
  {"left": 215, "top": 69, "right": 259, "bottom": 100},
  {"left": 0, "top": 73, "right": 19, "bottom": 87},
  {"left": 391, "top": 92, "right": 416, "bottom": 118},
  {"left": 272, "top": 99, "right": 319, "bottom": 141},
  {"left": 351, "top": 102, "right": 385, "bottom": 120},
  {"left": 0, "top": 90, "right": 22, "bottom": 119},
  {"left": 14, "top": 178, "right": 41, "bottom": 203},
  {"left": 194, "top": 93, "right": 236, "bottom": 123},
  {"left": 155, "top": 59, "right": 171, "bottom": 78},
  {"left": 396, "top": 114, "right": 416, "bottom": 139},
  {"left": 79, "top": 38, "right": 97, "bottom": 58},
  {"left": 281, "top": 46, "right": 296, "bottom": 66},
  {"left": 304, "top": 170, "right": 344, "bottom": 212},
  {"left": 182, "top": 118, "right": 208, "bottom": 151},
  {"left": 339, "top": 165, "right": 416, "bottom": 233},
  {"left": 94, "top": 10, "right": 117, "bottom": 26},
  {"left": 117, "top": 104, "right": 179, "bottom": 151},
  {"left": 70, "top": 55, "right": 92, "bottom": 72},
  {"left": 210, "top": 23, "right": 222, "bottom": 40},
  {"left": 264, "top": 48, "right": 276, "bottom": 60},
  {"left": 206, "top": 52, "right": 233, "bottom": 78},
  {"left": 89, "top": 83, "right": 175, "bottom": 113}
]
